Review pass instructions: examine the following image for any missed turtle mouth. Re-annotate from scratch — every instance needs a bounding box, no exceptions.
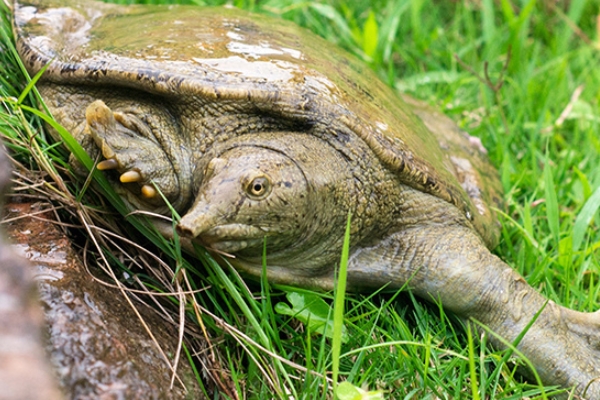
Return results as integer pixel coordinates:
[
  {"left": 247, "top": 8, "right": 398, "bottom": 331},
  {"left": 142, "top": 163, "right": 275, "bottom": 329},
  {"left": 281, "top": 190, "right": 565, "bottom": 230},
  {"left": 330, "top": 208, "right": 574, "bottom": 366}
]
[{"left": 186, "top": 223, "right": 268, "bottom": 254}]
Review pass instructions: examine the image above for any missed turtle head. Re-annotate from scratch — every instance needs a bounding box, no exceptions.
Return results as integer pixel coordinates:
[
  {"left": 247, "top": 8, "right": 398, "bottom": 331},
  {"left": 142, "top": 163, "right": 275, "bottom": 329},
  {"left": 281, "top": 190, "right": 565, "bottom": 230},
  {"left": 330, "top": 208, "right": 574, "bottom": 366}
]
[
  {"left": 177, "top": 145, "right": 310, "bottom": 254},
  {"left": 176, "top": 132, "right": 355, "bottom": 280}
]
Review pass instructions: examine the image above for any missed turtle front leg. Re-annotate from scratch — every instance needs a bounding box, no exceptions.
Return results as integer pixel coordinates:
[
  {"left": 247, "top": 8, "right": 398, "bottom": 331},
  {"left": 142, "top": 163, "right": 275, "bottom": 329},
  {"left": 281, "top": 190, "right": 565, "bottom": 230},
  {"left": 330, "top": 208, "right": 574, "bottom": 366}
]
[
  {"left": 84, "top": 100, "right": 193, "bottom": 212},
  {"left": 348, "top": 224, "right": 600, "bottom": 397}
]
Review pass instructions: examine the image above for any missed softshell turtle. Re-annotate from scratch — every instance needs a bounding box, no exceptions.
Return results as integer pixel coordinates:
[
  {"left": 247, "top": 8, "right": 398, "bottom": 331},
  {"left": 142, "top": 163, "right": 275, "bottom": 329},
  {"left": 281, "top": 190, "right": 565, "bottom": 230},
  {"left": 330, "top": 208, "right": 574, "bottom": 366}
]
[{"left": 11, "top": 0, "right": 600, "bottom": 396}]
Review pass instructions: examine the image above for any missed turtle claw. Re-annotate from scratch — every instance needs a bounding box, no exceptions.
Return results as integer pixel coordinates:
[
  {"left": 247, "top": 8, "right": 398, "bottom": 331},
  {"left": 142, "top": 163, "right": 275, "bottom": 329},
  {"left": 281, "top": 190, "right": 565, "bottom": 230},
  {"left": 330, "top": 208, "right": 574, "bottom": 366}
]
[
  {"left": 97, "top": 159, "right": 119, "bottom": 170},
  {"left": 120, "top": 170, "right": 142, "bottom": 183},
  {"left": 83, "top": 100, "right": 184, "bottom": 208},
  {"left": 141, "top": 185, "right": 157, "bottom": 199}
]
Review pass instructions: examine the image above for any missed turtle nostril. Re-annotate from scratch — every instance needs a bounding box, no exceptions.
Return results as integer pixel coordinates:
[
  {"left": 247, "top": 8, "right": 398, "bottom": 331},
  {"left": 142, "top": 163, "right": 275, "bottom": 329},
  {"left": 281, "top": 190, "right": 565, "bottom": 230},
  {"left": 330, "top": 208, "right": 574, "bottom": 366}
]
[{"left": 175, "top": 224, "right": 193, "bottom": 238}]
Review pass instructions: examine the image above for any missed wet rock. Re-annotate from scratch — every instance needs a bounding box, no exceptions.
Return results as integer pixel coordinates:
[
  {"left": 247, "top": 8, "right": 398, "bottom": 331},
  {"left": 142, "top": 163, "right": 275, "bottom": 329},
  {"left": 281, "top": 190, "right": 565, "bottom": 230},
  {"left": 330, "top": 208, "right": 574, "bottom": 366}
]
[
  {"left": 0, "top": 148, "right": 204, "bottom": 399},
  {"left": 0, "top": 148, "right": 63, "bottom": 400},
  {"left": 0, "top": 234, "right": 65, "bottom": 400}
]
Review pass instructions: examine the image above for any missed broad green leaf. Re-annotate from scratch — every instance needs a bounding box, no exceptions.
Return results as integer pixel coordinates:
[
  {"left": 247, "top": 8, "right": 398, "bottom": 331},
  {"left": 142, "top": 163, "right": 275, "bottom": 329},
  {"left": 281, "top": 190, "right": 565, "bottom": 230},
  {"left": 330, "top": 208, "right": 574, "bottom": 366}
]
[
  {"left": 275, "top": 291, "right": 349, "bottom": 343},
  {"left": 335, "top": 381, "right": 385, "bottom": 400}
]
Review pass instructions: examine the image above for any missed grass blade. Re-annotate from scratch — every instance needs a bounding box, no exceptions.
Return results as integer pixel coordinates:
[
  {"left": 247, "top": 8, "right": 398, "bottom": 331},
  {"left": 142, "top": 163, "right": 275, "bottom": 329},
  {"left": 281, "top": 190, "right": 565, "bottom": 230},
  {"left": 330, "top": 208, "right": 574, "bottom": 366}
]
[
  {"left": 572, "top": 185, "right": 600, "bottom": 253},
  {"left": 543, "top": 159, "right": 560, "bottom": 247},
  {"left": 332, "top": 211, "right": 351, "bottom": 393}
]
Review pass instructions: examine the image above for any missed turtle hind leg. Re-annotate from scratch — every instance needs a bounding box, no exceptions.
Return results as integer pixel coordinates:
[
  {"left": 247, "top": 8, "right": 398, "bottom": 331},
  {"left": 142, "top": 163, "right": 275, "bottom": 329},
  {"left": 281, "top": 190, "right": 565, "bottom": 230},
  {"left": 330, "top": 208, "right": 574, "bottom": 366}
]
[{"left": 347, "top": 218, "right": 600, "bottom": 397}]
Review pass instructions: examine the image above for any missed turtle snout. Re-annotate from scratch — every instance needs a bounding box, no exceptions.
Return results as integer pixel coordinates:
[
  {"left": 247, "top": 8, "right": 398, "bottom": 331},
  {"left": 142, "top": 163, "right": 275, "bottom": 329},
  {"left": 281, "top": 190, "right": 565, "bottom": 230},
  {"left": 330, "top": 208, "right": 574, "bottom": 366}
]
[{"left": 177, "top": 206, "right": 219, "bottom": 239}]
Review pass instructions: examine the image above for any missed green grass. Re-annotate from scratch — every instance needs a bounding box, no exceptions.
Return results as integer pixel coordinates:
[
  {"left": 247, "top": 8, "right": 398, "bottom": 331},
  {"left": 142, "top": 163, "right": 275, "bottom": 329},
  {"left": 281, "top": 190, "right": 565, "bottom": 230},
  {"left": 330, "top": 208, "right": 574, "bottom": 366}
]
[{"left": 2, "top": 0, "right": 600, "bottom": 398}]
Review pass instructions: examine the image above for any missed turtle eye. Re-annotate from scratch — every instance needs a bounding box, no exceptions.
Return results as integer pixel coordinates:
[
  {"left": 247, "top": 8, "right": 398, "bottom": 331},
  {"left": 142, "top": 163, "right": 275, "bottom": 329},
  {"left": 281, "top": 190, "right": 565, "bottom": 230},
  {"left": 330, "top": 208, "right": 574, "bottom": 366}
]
[{"left": 245, "top": 175, "right": 271, "bottom": 199}]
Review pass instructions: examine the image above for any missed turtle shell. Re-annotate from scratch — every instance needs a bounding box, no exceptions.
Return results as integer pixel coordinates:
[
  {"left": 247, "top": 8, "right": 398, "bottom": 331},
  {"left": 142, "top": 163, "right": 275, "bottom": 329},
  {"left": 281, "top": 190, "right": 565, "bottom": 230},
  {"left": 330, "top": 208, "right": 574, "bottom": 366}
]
[{"left": 12, "top": 0, "right": 503, "bottom": 248}]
